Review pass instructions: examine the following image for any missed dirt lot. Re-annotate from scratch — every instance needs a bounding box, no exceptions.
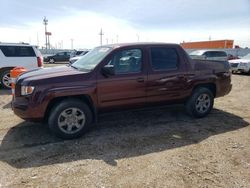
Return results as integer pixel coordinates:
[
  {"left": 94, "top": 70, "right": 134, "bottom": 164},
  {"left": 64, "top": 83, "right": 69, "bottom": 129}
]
[{"left": 0, "top": 68, "right": 249, "bottom": 187}]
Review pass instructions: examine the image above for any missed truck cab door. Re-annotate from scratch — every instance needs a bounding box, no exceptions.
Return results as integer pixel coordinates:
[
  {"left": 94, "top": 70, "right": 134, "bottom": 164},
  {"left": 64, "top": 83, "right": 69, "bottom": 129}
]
[
  {"left": 97, "top": 48, "right": 147, "bottom": 111},
  {"left": 146, "top": 47, "right": 189, "bottom": 104}
]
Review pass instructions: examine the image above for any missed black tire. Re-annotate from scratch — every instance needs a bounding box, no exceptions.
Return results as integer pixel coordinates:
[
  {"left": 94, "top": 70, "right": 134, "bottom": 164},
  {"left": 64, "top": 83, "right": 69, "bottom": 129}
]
[
  {"left": 0, "top": 69, "right": 11, "bottom": 89},
  {"left": 48, "top": 99, "right": 93, "bottom": 139},
  {"left": 185, "top": 87, "right": 214, "bottom": 118}
]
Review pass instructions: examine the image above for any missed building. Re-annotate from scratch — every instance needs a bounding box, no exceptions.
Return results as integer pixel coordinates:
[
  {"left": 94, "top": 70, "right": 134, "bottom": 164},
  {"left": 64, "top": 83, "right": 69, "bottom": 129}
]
[{"left": 180, "top": 40, "right": 234, "bottom": 49}]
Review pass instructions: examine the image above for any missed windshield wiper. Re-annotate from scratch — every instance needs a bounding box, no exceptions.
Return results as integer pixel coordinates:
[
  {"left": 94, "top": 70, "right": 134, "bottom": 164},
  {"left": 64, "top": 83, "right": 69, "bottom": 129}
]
[{"left": 70, "top": 64, "right": 80, "bottom": 70}]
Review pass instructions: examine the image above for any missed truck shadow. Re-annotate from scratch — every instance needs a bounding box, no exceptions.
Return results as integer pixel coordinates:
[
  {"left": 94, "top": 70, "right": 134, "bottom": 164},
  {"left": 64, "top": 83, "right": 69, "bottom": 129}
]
[{"left": 0, "top": 106, "right": 249, "bottom": 168}]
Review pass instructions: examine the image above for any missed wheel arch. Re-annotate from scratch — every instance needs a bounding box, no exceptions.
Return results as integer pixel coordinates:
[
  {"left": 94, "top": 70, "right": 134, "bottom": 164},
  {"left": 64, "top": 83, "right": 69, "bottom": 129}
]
[
  {"left": 44, "top": 94, "right": 97, "bottom": 123},
  {"left": 192, "top": 83, "right": 216, "bottom": 97},
  {"left": 0, "top": 67, "right": 15, "bottom": 73}
]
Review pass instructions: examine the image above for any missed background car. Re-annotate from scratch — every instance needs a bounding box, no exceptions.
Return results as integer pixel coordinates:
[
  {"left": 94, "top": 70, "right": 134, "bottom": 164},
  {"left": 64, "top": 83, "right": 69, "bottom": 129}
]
[
  {"left": 229, "top": 53, "right": 250, "bottom": 74},
  {"left": 0, "top": 42, "right": 43, "bottom": 89},
  {"left": 227, "top": 53, "right": 239, "bottom": 60},
  {"left": 44, "top": 51, "right": 71, "bottom": 63},
  {"left": 69, "top": 50, "right": 89, "bottom": 64},
  {"left": 70, "top": 50, "right": 87, "bottom": 58},
  {"left": 189, "top": 50, "right": 228, "bottom": 61}
]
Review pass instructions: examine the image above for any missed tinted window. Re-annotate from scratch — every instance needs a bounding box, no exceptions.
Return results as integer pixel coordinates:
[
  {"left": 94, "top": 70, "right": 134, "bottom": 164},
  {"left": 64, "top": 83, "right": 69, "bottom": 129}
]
[
  {"left": 204, "top": 52, "right": 212, "bottom": 57},
  {"left": 150, "top": 47, "right": 178, "bottom": 70},
  {"left": 0, "top": 46, "right": 35, "bottom": 57},
  {"left": 216, "top": 51, "right": 227, "bottom": 57},
  {"left": 204, "top": 51, "right": 227, "bottom": 57},
  {"left": 108, "top": 49, "right": 142, "bottom": 74},
  {"left": 57, "top": 52, "right": 64, "bottom": 56},
  {"left": 76, "top": 51, "right": 83, "bottom": 55}
]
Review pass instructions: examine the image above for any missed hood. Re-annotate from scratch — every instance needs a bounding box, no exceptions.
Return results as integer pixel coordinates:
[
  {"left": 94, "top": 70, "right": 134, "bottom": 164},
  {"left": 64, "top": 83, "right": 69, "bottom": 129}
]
[
  {"left": 229, "top": 59, "right": 250, "bottom": 63},
  {"left": 17, "top": 65, "right": 90, "bottom": 85}
]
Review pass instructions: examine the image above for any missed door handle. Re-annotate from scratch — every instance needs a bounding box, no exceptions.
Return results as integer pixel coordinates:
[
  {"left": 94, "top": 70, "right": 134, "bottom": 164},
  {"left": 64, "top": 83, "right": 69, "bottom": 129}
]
[{"left": 136, "top": 77, "right": 144, "bottom": 83}]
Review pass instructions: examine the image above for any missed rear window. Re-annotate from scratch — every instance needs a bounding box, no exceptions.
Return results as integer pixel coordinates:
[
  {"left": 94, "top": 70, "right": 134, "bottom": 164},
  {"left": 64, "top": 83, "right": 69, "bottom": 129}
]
[
  {"left": 150, "top": 47, "right": 178, "bottom": 71},
  {"left": 0, "top": 46, "right": 35, "bottom": 57}
]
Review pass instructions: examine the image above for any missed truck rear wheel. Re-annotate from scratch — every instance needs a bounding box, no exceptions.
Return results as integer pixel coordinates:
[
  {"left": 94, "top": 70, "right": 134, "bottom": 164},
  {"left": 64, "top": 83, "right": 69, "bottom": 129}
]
[
  {"left": 48, "top": 99, "right": 93, "bottom": 139},
  {"left": 185, "top": 87, "right": 214, "bottom": 118}
]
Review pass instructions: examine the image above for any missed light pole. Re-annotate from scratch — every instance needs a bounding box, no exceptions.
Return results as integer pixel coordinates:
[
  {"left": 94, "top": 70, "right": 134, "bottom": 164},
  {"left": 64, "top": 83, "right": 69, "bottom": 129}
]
[
  {"left": 71, "top": 39, "right": 74, "bottom": 49},
  {"left": 99, "top": 28, "right": 104, "bottom": 46},
  {"left": 136, "top": 34, "right": 140, "bottom": 42},
  {"left": 43, "top": 17, "right": 48, "bottom": 50}
]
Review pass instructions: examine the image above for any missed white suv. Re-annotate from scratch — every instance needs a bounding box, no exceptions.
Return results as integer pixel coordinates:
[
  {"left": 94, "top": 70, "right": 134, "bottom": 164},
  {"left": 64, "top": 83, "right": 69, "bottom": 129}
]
[{"left": 0, "top": 43, "right": 43, "bottom": 89}]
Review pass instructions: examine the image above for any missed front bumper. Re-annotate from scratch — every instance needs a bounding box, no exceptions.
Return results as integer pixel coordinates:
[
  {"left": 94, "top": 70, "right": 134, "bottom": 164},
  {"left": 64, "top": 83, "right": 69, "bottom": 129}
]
[{"left": 12, "top": 96, "right": 45, "bottom": 121}]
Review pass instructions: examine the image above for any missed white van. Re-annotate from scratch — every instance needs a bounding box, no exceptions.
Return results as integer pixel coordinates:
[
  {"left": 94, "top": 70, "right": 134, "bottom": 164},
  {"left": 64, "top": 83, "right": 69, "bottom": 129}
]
[{"left": 0, "top": 43, "right": 43, "bottom": 89}]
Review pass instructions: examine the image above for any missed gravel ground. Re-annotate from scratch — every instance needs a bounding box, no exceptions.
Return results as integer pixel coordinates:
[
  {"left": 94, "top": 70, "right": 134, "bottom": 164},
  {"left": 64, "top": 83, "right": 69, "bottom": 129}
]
[{"left": 0, "top": 68, "right": 249, "bottom": 187}]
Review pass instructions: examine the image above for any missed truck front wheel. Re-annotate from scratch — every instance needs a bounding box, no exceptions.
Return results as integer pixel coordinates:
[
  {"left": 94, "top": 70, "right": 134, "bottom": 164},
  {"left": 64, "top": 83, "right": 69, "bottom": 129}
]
[
  {"left": 48, "top": 99, "right": 93, "bottom": 139},
  {"left": 185, "top": 87, "right": 214, "bottom": 118}
]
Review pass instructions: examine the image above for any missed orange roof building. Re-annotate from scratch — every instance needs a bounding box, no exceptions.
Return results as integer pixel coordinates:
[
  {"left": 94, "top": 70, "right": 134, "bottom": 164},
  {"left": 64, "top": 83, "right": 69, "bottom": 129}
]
[{"left": 180, "top": 40, "right": 234, "bottom": 49}]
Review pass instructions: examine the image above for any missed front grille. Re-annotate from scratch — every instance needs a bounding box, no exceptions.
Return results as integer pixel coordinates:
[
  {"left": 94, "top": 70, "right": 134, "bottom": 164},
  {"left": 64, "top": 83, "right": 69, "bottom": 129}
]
[{"left": 230, "top": 63, "right": 239, "bottom": 68}]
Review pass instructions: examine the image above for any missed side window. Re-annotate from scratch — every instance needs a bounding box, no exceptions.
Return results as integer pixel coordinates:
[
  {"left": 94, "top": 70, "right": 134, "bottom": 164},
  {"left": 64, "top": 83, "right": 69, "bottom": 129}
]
[
  {"left": 57, "top": 52, "right": 64, "bottom": 56},
  {"left": 18, "top": 46, "right": 35, "bottom": 57},
  {"left": 0, "top": 46, "right": 16, "bottom": 56},
  {"left": 204, "top": 52, "right": 212, "bottom": 57},
  {"left": 0, "top": 46, "right": 35, "bottom": 57},
  {"left": 216, "top": 52, "right": 227, "bottom": 57},
  {"left": 150, "top": 47, "right": 178, "bottom": 71},
  {"left": 108, "top": 49, "right": 142, "bottom": 74}
]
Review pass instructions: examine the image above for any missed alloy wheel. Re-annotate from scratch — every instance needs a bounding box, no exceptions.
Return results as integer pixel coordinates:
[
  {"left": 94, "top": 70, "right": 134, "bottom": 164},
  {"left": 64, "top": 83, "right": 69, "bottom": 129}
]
[{"left": 57, "top": 107, "right": 86, "bottom": 134}]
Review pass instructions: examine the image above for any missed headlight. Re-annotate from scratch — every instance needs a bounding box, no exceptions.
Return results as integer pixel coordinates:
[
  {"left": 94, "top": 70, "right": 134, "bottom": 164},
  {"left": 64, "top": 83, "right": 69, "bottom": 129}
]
[{"left": 21, "top": 86, "right": 35, "bottom": 96}]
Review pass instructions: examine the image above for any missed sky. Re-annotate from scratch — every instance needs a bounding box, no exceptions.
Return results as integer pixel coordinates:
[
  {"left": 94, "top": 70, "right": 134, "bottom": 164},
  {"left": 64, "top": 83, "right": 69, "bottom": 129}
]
[{"left": 0, "top": 0, "right": 249, "bottom": 49}]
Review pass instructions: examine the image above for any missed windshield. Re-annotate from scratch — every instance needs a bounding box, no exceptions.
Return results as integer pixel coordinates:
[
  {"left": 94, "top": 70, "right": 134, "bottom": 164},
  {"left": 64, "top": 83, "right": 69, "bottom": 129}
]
[
  {"left": 242, "top": 53, "right": 250, "bottom": 59},
  {"left": 189, "top": 50, "right": 203, "bottom": 56},
  {"left": 72, "top": 47, "right": 112, "bottom": 71}
]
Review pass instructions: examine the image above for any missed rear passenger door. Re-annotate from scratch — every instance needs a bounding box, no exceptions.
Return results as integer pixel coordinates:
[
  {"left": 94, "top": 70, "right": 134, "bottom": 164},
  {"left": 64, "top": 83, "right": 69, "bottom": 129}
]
[{"left": 147, "top": 46, "right": 188, "bottom": 104}]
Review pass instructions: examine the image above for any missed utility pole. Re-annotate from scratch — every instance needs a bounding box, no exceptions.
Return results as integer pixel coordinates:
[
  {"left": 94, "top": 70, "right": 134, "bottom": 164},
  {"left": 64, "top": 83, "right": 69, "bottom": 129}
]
[
  {"left": 71, "top": 39, "right": 74, "bottom": 49},
  {"left": 43, "top": 17, "right": 48, "bottom": 50},
  {"left": 99, "top": 28, "right": 104, "bottom": 46},
  {"left": 116, "top": 35, "right": 119, "bottom": 43},
  {"left": 136, "top": 34, "right": 140, "bottom": 42},
  {"left": 48, "top": 35, "right": 50, "bottom": 49},
  {"left": 36, "top": 32, "right": 39, "bottom": 47}
]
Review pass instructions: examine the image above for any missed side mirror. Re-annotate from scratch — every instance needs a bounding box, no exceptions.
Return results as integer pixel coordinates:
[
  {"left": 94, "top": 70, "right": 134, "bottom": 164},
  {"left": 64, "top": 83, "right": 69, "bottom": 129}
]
[{"left": 101, "top": 64, "right": 115, "bottom": 77}]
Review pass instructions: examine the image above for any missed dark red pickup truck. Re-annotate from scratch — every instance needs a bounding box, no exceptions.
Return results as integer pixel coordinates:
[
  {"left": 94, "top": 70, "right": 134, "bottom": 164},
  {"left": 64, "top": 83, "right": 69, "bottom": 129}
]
[{"left": 12, "top": 43, "right": 232, "bottom": 139}]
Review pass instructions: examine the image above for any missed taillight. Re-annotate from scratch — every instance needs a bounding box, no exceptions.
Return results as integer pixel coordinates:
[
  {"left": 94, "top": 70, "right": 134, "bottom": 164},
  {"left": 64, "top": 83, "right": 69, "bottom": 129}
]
[{"left": 37, "top": 56, "right": 43, "bottom": 67}]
